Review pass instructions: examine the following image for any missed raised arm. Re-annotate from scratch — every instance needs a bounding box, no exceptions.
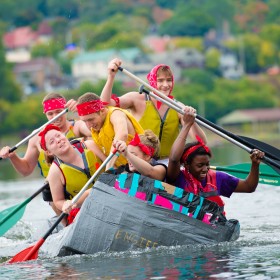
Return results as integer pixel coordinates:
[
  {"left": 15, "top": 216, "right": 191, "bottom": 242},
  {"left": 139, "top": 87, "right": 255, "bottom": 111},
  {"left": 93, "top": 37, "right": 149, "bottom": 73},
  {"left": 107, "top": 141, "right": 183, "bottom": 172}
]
[
  {"left": 177, "top": 102, "right": 207, "bottom": 144},
  {"left": 100, "top": 58, "right": 137, "bottom": 111},
  {"left": 167, "top": 107, "right": 196, "bottom": 183},
  {"left": 234, "top": 149, "right": 264, "bottom": 193},
  {"left": 100, "top": 58, "right": 122, "bottom": 105}
]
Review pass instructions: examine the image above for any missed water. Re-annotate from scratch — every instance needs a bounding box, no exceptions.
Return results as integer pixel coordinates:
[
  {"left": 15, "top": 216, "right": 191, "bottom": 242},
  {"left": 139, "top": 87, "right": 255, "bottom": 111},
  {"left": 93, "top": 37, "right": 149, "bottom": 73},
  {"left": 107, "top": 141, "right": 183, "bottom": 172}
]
[
  {"left": 1, "top": 140, "right": 280, "bottom": 279},
  {"left": 0, "top": 176, "right": 280, "bottom": 279}
]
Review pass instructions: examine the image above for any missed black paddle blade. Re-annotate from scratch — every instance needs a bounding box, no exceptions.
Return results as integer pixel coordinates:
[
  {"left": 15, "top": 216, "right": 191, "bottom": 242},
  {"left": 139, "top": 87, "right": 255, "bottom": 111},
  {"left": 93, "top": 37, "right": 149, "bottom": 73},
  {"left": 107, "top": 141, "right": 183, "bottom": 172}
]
[
  {"left": 239, "top": 135, "right": 280, "bottom": 161},
  {"left": 262, "top": 157, "right": 280, "bottom": 175}
]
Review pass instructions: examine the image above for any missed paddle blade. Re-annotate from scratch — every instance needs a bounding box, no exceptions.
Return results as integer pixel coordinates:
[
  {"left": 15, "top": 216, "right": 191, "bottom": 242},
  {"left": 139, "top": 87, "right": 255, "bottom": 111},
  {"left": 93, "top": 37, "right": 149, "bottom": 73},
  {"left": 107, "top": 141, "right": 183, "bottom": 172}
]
[
  {"left": 0, "top": 204, "right": 26, "bottom": 236},
  {"left": 239, "top": 135, "right": 280, "bottom": 161},
  {"left": 8, "top": 238, "right": 44, "bottom": 263},
  {"left": 212, "top": 163, "right": 280, "bottom": 187}
]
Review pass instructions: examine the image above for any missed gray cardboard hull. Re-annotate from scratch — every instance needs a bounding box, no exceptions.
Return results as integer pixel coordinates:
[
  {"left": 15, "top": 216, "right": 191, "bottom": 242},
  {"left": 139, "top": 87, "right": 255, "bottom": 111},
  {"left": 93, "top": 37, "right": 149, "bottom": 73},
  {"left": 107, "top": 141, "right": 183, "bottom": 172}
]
[{"left": 41, "top": 179, "right": 240, "bottom": 257}]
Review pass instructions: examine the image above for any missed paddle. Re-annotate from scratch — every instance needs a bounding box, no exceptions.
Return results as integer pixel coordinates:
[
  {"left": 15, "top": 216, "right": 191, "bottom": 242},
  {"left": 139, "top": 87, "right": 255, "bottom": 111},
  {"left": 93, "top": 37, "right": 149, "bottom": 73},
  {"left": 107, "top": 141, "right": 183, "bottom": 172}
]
[
  {"left": 0, "top": 182, "right": 49, "bottom": 237},
  {"left": 8, "top": 149, "right": 118, "bottom": 263},
  {"left": 0, "top": 108, "right": 68, "bottom": 160},
  {"left": 117, "top": 66, "right": 280, "bottom": 174},
  {"left": 210, "top": 163, "right": 280, "bottom": 187}
]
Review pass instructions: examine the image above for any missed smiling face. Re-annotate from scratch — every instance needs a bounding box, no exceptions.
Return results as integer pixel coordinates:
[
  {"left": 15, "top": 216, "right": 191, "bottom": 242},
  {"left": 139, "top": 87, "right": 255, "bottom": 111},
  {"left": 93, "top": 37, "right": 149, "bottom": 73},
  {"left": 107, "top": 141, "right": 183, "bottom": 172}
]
[
  {"left": 185, "top": 154, "right": 210, "bottom": 181},
  {"left": 44, "top": 129, "right": 70, "bottom": 156},
  {"left": 45, "top": 109, "right": 67, "bottom": 129},
  {"left": 127, "top": 145, "right": 150, "bottom": 172},
  {"left": 156, "top": 72, "right": 173, "bottom": 96},
  {"left": 79, "top": 110, "right": 105, "bottom": 132}
]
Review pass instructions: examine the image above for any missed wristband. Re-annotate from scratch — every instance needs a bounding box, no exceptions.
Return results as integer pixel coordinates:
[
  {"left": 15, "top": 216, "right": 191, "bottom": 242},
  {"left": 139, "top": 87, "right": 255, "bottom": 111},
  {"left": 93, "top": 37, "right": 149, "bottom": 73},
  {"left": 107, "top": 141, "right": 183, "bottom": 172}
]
[{"left": 111, "top": 94, "right": 120, "bottom": 107}]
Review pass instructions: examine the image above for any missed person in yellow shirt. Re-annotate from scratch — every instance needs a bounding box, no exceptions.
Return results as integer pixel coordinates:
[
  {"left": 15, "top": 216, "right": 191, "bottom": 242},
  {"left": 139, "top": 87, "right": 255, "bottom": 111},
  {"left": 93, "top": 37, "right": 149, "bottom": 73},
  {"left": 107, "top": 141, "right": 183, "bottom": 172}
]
[
  {"left": 38, "top": 124, "right": 104, "bottom": 225},
  {"left": 100, "top": 58, "right": 207, "bottom": 164},
  {"left": 76, "top": 92, "right": 144, "bottom": 168},
  {"left": 0, "top": 93, "right": 105, "bottom": 216}
]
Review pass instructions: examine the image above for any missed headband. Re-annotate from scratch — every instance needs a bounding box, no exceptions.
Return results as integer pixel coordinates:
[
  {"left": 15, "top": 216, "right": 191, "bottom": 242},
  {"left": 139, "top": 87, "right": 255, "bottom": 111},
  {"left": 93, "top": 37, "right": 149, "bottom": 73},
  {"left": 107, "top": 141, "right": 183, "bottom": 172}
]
[
  {"left": 76, "top": 100, "right": 109, "bottom": 116},
  {"left": 128, "top": 133, "right": 155, "bottom": 157},
  {"left": 181, "top": 135, "right": 211, "bottom": 163},
  {"left": 38, "top": 124, "right": 61, "bottom": 151},
  {"left": 43, "top": 98, "right": 66, "bottom": 113},
  {"left": 147, "top": 64, "right": 174, "bottom": 109}
]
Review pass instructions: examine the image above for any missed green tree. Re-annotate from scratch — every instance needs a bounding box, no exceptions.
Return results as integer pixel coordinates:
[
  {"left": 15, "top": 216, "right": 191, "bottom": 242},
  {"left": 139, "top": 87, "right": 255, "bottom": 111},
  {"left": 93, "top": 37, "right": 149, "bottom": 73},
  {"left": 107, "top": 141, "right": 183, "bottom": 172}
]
[
  {"left": 31, "top": 40, "right": 62, "bottom": 58},
  {"left": 265, "top": 0, "right": 280, "bottom": 24},
  {"left": 204, "top": 48, "right": 221, "bottom": 76},
  {"left": 0, "top": 33, "right": 22, "bottom": 103},
  {"left": 46, "top": 0, "right": 79, "bottom": 19},
  {"left": 1, "top": 97, "right": 45, "bottom": 134},
  {"left": 160, "top": 6, "right": 215, "bottom": 37},
  {"left": 260, "top": 24, "right": 280, "bottom": 64},
  {"left": 181, "top": 69, "right": 215, "bottom": 91},
  {"left": 172, "top": 37, "right": 203, "bottom": 52}
]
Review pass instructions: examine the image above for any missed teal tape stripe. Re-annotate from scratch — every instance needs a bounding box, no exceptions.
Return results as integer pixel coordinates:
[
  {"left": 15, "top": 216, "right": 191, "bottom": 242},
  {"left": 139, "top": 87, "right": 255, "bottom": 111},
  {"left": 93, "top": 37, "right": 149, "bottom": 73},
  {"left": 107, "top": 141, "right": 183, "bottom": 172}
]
[
  {"left": 154, "top": 180, "right": 164, "bottom": 190},
  {"left": 128, "top": 173, "right": 140, "bottom": 196},
  {"left": 188, "top": 193, "right": 194, "bottom": 202},
  {"left": 193, "top": 197, "right": 204, "bottom": 219},
  {"left": 173, "top": 187, "right": 183, "bottom": 198},
  {"left": 171, "top": 201, "right": 180, "bottom": 212},
  {"left": 151, "top": 193, "right": 157, "bottom": 204},
  {"left": 181, "top": 206, "right": 189, "bottom": 215},
  {"left": 118, "top": 173, "right": 127, "bottom": 189}
]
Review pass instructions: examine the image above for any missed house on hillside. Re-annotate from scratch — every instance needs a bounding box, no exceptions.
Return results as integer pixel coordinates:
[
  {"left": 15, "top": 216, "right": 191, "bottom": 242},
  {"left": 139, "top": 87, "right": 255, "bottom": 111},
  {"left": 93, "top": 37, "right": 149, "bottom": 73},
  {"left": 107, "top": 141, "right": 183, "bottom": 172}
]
[
  {"left": 142, "top": 35, "right": 171, "bottom": 53},
  {"left": 219, "top": 52, "right": 243, "bottom": 80},
  {"left": 13, "top": 57, "right": 62, "bottom": 95},
  {"left": 149, "top": 48, "right": 204, "bottom": 81},
  {"left": 71, "top": 48, "right": 153, "bottom": 85},
  {"left": 218, "top": 108, "right": 280, "bottom": 134},
  {"left": 3, "top": 21, "right": 53, "bottom": 63}
]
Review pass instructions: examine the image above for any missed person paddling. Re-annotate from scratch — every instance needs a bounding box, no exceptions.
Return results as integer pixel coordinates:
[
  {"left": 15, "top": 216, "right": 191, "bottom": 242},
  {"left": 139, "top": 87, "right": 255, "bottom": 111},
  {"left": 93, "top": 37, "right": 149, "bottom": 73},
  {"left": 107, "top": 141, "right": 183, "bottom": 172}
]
[
  {"left": 166, "top": 107, "right": 265, "bottom": 214},
  {"left": 76, "top": 92, "right": 144, "bottom": 168},
  {"left": 0, "top": 93, "right": 106, "bottom": 215},
  {"left": 0, "top": 93, "right": 101, "bottom": 177},
  {"left": 100, "top": 58, "right": 207, "bottom": 164},
  {"left": 38, "top": 124, "right": 104, "bottom": 226}
]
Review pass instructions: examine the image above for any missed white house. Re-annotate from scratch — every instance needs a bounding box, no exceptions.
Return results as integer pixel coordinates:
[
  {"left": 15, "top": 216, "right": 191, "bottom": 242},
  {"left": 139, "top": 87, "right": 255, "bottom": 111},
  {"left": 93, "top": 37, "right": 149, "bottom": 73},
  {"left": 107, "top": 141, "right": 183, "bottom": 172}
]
[{"left": 71, "top": 48, "right": 153, "bottom": 85}]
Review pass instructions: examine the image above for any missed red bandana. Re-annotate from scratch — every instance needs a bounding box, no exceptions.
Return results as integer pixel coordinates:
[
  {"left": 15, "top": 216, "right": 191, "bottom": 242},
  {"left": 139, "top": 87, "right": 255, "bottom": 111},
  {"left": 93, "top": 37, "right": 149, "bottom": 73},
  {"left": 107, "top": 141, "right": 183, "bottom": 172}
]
[
  {"left": 43, "top": 98, "right": 66, "bottom": 113},
  {"left": 181, "top": 135, "right": 211, "bottom": 163},
  {"left": 76, "top": 100, "right": 109, "bottom": 116},
  {"left": 128, "top": 133, "right": 155, "bottom": 157},
  {"left": 147, "top": 64, "right": 174, "bottom": 109},
  {"left": 38, "top": 124, "right": 61, "bottom": 151}
]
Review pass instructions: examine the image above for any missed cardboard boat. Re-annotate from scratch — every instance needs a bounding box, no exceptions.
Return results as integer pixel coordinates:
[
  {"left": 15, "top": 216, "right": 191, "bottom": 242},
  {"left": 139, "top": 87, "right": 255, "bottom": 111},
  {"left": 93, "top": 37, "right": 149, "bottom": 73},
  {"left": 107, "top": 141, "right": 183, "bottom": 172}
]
[{"left": 41, "top": 173, "right": 240, "bottom": 257}]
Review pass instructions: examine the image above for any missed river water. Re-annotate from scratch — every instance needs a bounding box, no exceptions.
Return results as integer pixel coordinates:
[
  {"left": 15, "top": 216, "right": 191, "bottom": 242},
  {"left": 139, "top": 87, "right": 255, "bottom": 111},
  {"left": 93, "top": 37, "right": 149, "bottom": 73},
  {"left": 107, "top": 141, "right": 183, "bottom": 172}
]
[{"left": 0, "top": 144, "right": 280, "bottom": 279}]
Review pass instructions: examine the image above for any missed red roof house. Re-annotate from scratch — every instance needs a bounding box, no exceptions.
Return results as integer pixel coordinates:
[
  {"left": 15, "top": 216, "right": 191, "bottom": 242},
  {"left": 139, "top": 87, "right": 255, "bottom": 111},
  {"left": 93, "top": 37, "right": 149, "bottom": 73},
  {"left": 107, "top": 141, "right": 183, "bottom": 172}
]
[{"left": 3, "top": 27, "right": 37, "bottom": 49}]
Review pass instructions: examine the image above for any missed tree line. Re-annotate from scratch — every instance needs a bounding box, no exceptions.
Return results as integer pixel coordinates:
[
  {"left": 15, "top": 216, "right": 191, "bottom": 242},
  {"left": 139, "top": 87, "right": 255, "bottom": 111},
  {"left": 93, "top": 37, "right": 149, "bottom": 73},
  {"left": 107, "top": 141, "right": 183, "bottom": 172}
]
[{"left": 1, "top": 0, "right": 280, "bottom": 135}]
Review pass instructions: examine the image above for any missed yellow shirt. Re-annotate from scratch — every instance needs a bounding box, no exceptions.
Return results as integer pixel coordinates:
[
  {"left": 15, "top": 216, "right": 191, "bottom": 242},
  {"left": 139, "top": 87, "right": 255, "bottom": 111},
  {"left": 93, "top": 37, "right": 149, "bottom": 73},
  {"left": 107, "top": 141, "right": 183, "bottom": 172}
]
[
  {"left": 91, "top": 107, "right": 144, "bottom": 167},
  {"left": 54, "top": 144, "right": 102, "bottom": 199}
]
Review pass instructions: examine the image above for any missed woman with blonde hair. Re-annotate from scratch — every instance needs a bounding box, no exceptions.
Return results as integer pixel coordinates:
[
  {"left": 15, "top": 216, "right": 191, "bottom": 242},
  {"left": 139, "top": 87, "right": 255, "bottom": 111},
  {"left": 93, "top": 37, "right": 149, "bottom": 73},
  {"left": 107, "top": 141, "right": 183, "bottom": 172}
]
[{"left": 109, "top": 129, "right": 166, "bottom": 181}]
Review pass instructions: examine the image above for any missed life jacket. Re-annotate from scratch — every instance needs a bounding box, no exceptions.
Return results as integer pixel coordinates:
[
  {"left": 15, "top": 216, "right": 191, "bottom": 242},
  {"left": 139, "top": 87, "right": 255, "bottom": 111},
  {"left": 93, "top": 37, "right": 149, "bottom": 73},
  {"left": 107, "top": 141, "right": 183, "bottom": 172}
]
[
  {"left": 139, "top": 94, "right": 179, "bottom": 158},
  {"left": 182, "top": 169, "right": 225, "bottom": 208},
  {"left": 91, "top": 106, "right": 144, "bottom": 167},
  {"left": 53, "top": 140, "right": 102, "bottom": 199},
  {"left": 37, "top": 122, "right": 76, "bottom": 178}
]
